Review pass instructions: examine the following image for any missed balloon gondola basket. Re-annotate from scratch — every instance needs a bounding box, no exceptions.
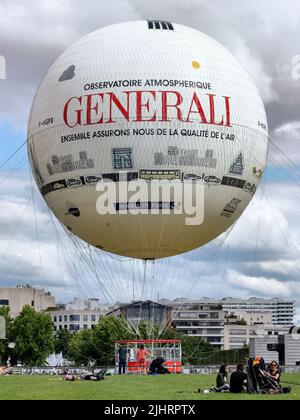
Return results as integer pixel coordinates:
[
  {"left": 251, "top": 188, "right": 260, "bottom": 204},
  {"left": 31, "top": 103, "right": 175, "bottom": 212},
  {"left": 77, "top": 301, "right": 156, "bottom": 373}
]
[{"left": 115, "top": 339, "right": 182, "bottom": 374}]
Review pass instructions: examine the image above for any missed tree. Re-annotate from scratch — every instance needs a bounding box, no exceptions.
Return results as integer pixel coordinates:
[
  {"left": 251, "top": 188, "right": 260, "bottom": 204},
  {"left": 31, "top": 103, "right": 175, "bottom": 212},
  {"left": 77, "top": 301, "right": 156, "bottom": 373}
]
[
  {"left": 68, "top": 316, "right": 134, "bottom": 366},
  {"left": 54, "top": 329, "right": 73, "bottom": 357},
  {"left": 68, "top": 328, "right": 97, "bottom": 365},
  {"left": 181, "top": 336, "right": 215, "bottom": 365},
  {"left": 92, "top": 316, "right": 134, "bottom": 365},
  {"left": 10, "top": 306, "right": 54, "bottom": 366},
  {"left": 136, "top": 321, "right": 159, "bottom": 339},
  {"left": 0, "top": 306, "right": 13, "bottom": 365},
  {"left": 160, "top": 324, "right": 183, "bottom": 340}
]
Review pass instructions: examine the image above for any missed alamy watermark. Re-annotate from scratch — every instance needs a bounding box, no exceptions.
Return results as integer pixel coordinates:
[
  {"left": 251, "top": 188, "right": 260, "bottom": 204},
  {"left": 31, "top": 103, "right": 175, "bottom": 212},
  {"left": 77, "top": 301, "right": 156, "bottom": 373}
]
[
  {"left": 95, "top": 177, "right": 205, "bottom": 226},
  {"left": 0, "top": 55, "right": 6, "bottom": 80}
]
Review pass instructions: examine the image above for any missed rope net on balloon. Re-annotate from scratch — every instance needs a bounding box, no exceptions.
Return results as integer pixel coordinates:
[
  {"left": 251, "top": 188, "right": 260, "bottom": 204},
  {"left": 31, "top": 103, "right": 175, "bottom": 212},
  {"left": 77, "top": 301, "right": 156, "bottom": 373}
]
[{"left": 0, "top": 125, "right": 299, "bottom": 347}]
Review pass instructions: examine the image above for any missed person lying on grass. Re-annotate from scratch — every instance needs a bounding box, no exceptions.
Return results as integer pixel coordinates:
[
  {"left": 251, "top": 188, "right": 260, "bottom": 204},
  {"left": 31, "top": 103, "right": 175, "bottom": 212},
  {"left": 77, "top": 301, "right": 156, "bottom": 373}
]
[
  {"left": 0, "top": 366, "right": 13, "bottom": 375},
  {"left": 64, "top": 369, "right": 106, "bottom": 381}
]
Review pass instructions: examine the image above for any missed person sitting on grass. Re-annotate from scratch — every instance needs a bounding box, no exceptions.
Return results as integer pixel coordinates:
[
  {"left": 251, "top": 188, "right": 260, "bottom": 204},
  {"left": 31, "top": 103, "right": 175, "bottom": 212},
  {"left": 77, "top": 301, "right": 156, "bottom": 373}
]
[
  {"left": 267, "top": 361, "right": 281, "bottom": 385},
  {"left": 148, "top": 357, "right": 171, "bottom": 375},
  {"left": 230, "top": 364, "right": 247, "bottom": 393},
  {"left": 210, "top": 364, "right": 230, "bottom": 392}
]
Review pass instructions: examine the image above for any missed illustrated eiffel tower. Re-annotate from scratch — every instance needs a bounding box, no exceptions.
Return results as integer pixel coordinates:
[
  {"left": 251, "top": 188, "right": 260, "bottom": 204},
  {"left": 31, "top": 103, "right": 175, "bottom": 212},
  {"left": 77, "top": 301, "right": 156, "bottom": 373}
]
[{"left": 229, "top": 152, "right": 243, "bottom": 175}]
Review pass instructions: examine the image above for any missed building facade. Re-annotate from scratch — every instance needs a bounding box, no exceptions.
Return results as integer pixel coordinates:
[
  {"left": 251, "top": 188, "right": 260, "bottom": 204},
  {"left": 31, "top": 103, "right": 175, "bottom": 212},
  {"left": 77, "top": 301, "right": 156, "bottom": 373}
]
[
  {"left": 0, "top": 286, "right": 55, "bottom": 318},
  {"left": 283, "top": 334, "right": 300, "bottom": 366},
  {"left": 107, "top": 300, "right": 173, "bottom": 334},
  {"left": 49, "top": 309, "right": 105, "bottom": 331},
  {"left": 169, "top": 301, "right": 224, "bottom": 348},
  {"left": 65, "top": 298, "right": 103, "bottom": 311},
  {"left": 159, "top": 298, "right": 294, "bottom": 350},
  {"left": 225, "top": 311, "right": 272, "bottom": 326},
  {"left": 220, "top": 297, "right": 295, "bottom": 326},
  {"left": 161, "top": 297, "right": 295, "bottom": 326},
  {"left": 49, "top": 298, "right": 110, "bottom": 331},
  {"left": 224, "top": 324, "right": 290, "bottom": 351},
  {"left": 249, "top": 329, "right": 300, "bottom": 366}
]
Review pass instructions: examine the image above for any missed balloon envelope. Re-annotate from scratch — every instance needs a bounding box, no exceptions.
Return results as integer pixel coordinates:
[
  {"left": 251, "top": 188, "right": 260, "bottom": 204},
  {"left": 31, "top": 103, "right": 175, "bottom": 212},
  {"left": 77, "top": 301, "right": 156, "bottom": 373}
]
[{"left": 28, "top": 21, "right": 268, "bottom": 259}]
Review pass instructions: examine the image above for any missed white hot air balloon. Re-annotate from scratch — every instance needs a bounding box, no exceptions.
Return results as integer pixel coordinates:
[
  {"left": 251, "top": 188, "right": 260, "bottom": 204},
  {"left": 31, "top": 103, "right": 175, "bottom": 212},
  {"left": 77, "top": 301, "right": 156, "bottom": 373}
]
[{"left": 28, "top": 20, "right": 268, "bottom": 259}]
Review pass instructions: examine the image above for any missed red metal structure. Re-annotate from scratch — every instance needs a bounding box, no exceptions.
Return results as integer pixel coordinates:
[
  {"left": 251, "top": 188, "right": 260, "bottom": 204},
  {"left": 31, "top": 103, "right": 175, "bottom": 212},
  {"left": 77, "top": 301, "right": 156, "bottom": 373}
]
[{"left": 115, "top": 339, "right": 182, "bottom": 374}]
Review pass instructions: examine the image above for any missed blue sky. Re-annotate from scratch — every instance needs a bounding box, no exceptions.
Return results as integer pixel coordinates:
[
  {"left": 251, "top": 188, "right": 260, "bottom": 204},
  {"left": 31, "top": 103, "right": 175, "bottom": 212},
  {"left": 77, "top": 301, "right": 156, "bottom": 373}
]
[{"left": 0, "top": 121, "right": 25, "bottom": 158}]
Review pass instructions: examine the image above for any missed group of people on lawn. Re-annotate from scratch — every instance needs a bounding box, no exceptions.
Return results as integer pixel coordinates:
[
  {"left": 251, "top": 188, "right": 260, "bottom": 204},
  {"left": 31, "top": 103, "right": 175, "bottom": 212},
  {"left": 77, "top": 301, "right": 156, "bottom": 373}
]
[
  {"left": 117, "top": 344, "right": 281, "bottom": 394},
  {"left": 2, "top": 346, "right": 282, "bottom": 393},
  {"left": 118, "top": 344, "right": 150, "bottom": 375},
  {"left": 208, "top": 360, "right": 280, "bottom": 393}
]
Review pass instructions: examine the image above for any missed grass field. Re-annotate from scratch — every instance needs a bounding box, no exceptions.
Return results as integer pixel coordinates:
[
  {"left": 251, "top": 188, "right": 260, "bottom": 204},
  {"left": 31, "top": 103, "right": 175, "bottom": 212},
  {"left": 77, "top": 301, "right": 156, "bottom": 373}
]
[{"left": 0, "top": 373, "right": 299, "bottom": 400}]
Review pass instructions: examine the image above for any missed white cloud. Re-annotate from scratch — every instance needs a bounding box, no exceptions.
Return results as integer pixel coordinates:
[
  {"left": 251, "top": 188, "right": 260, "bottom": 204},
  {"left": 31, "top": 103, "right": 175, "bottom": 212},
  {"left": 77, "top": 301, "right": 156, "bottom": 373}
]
[
  {"left": 271, "top": 122, "right": 300, "bottom": 165},
  {"left": 227, "top": 270, "right": 292, "bottom": 297}
]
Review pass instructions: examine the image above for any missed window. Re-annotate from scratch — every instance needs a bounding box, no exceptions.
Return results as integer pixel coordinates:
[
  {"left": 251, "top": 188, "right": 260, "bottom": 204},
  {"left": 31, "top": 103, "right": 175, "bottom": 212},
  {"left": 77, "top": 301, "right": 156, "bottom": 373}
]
[
  {"left": 267, "top": 344, "right": 278, "bottom": 351},
  {"left": 83, "top": 325, "right": 88, "bottom": 329},
  {"left": 59, "top": 316, "right": 62, "bottom": 322},
  {"left": 179, "top": 312, "right": 197, "bottom": 319},
  {"left": 210, "top": 312, "right": 219, "bottom": 319},
  {"left": 83, "top": 315, "right": 88, "bottom": 322},
  {"left": 91, "top": 315, "right": 96, "bottom": 322},
  {"left": 53, "top": 316, "right": 57, "bottom": 322},
  {"left": 229, "top": 329, "right": 247, "bottom": 336},
  {"left": 230, "top": 338, "right": 246, "bottom": 344},
  {"left": 0, "top": 299, "right": 9, "bottom": 305},
  {"left": 64, "top": 315, "right": 68, "bottom": 322},
  {"left": 31, "top": 301, "right": 34, "bottom": 307},
  {"left": 59, "top": 325, "right": 62, "bottom": 330},
  {"left": 207, "top": 337, "right": 221, "bottom": 343},
  {"left": 70, "top": 315, "right": 80, "bottom": 322},
  {"left": 207, "top": 329, "right": 222, "bottom": 335},
  {"left": 69, "top": 324, "right": 80, "bottom": 331}
]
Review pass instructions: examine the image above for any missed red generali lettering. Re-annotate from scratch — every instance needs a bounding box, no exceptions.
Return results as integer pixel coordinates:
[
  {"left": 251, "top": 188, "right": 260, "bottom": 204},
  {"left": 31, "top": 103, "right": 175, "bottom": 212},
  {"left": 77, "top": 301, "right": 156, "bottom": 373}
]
[{"left": 63, "top": 90, "right": 231, "bottom": 128}]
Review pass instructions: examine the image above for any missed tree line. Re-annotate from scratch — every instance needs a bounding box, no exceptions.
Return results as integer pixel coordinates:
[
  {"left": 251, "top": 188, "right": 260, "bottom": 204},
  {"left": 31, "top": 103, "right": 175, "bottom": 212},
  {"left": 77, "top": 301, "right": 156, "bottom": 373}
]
[{"left": 0, "top": 306, "right": 248, "bottom": 366}]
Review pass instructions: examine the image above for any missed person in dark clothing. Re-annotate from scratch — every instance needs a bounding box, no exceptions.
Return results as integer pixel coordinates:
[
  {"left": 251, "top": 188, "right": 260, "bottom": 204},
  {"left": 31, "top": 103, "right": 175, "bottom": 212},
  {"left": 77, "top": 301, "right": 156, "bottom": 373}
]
[
  {"left": 267, "top": 361, "right": 281, "bottom": 385},
  {"left": 149, "top": 357, "right": 170, "bottom": 375},
  {"left": 118, "top": 344, "right": 129, "bottom": 375},
  {"left": 80, "top": 370, "right": 106, "bottom": 381},
  {"left": 230, "top": 364, "right": 247, "bottom": 393},
  {"left": 210, "top": 364, "right": 230, "bottom": 392}
]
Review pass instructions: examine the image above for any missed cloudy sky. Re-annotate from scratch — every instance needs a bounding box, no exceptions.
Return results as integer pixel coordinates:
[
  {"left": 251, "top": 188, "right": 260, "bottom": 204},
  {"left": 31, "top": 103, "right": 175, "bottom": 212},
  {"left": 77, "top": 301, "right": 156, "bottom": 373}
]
[{"left": 0, "top": 0, "right": 300, "bottom": 322}]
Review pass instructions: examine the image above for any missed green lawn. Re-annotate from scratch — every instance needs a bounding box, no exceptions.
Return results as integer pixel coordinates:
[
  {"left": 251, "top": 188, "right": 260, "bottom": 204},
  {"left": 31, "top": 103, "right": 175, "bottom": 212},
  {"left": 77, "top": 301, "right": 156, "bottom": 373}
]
[{"left": 0, "top": 373, "right": 299, "bottom": 400}]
